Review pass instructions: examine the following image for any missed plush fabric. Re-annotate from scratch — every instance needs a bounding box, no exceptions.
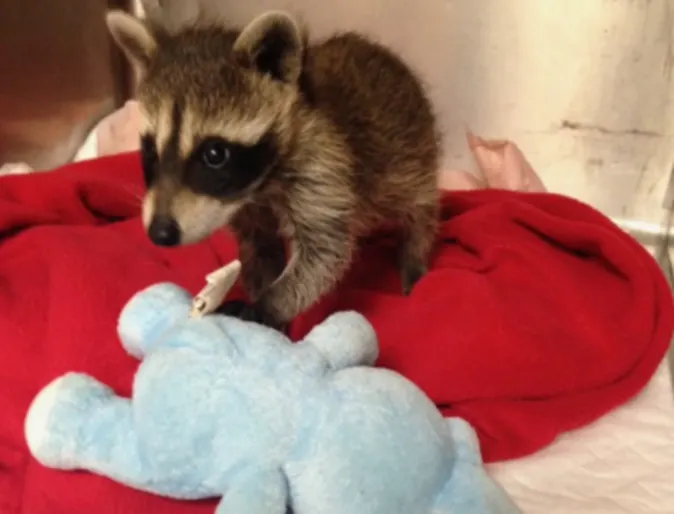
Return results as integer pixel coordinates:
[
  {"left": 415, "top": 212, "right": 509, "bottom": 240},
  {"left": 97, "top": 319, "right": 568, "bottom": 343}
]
[
  {"left": 0, "top": 152, "right": 671, "bottom": 513},
  {"left": 24, "top": 279, "right": 521, "bottom": 514}
]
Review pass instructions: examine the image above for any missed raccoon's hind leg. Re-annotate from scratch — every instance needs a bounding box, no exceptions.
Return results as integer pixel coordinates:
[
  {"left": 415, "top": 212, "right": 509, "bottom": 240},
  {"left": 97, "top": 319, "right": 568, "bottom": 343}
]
[{"left": 399, "top": 200, "right": 439, "bottom": 296}]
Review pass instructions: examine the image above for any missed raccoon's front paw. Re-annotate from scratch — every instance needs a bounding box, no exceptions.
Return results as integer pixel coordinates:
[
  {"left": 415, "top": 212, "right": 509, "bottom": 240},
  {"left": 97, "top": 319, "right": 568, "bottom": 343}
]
[
  {"left": 216, "top": 299, "right": 249, "bottom": 318},
  {"left": 217, "top": 300, "right": 285, "bottom": 331}
]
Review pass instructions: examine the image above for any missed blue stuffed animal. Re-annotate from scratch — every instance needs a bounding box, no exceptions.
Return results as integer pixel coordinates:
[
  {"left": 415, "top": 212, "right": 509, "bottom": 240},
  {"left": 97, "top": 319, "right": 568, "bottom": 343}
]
[{"left": 25, "top": 260, "right": 521, "bottom": 514}]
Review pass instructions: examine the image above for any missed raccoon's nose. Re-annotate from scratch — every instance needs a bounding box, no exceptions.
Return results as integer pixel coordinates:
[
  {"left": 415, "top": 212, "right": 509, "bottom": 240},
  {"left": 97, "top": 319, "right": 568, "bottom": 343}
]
[{"left": 148, "top": 216, "right": 181, "bottom": 247}]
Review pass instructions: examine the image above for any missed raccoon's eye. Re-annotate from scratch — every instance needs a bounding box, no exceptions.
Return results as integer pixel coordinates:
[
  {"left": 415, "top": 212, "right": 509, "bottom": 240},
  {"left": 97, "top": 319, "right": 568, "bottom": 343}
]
[{"left": 201, "top": 139, "right": 231, "bottom": 170}]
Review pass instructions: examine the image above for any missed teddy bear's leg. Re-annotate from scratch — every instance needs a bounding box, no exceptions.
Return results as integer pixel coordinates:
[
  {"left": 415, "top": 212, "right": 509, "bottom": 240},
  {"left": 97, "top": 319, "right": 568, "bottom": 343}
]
[
  {"left": 444, "top": 417, "right": 482, "bottom": 466},
  {"left": 215, "top": 468, "right": 289, "bottom": 514},
  {"left": 25, "top": 373, "right": 154, "bottom": 491},
  {"left": 300, "top": 311, "right": 379, "bottom": 370},
  {"left": 432, "top": 472, "right": 521, "bottom": 514},
  {"left": 430, "top": 418, "right": 522, "bottom": 514}
]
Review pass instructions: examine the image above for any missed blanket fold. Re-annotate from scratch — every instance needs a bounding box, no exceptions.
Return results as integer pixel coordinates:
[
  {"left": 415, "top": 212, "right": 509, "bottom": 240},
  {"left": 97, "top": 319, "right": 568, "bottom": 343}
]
[{"left": 0, "top": 153, "right": 671, "bottom": 513}]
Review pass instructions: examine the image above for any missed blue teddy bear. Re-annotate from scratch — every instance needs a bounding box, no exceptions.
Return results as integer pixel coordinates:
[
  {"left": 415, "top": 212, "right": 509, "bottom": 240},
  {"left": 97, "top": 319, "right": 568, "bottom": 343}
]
[{"left": 25, "top": 261, "right": 520, "bottom": 514}]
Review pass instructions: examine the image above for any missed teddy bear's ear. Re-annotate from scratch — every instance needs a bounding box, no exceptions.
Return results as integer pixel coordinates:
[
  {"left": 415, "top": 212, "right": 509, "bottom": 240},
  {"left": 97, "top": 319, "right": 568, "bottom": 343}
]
[
  {"left": 301, "top": 311, "right": 379, "bottom": 370},
  {"left": 117, "top": 283, "right": 193, "bottom": 358}
]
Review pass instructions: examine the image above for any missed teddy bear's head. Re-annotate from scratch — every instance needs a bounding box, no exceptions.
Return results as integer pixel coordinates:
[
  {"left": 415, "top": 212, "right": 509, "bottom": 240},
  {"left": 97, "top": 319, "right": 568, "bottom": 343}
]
[{"left": 115, "top": 271, "right": 309, "bottom": 473}]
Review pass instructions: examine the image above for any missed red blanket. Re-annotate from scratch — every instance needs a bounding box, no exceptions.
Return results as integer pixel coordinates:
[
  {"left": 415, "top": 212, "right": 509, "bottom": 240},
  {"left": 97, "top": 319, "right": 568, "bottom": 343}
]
[{"left": 0, "top": 153, "right": 671, "bottom": 513}]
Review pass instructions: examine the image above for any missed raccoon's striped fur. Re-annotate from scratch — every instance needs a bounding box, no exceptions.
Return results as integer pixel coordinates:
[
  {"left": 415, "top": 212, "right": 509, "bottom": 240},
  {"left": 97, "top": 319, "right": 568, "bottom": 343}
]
[{"left": 107, "top": 9, "right": 441, "bottom": 329}]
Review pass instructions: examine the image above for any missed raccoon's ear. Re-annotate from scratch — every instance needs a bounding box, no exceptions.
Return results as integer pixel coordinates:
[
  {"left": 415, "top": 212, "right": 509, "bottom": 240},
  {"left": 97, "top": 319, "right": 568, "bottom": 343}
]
[
  {"left": 106, "top": 10, "right": 157, "bottom": 74},
  {"left": 233, "top": 11, "right": 305, "bottom": 84}
]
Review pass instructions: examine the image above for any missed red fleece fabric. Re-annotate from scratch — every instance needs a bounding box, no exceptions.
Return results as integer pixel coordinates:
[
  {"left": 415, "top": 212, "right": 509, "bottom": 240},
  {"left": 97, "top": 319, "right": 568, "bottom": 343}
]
[{"left": 0, "top": 153, "right": 671, "bottom": 513}]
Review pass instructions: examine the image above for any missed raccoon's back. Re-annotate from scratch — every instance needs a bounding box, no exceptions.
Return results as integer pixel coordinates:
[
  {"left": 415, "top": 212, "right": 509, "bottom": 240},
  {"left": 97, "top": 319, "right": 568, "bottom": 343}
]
[{"left": 301, "top": 33, "right": 439, "bottom": 181}]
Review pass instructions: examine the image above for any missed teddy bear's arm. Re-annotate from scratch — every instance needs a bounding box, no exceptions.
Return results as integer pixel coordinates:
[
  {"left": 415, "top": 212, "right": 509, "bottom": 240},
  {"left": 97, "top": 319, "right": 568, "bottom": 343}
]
[
  {"left": 300, "top": 311, "right": 379, "bottom": 370},
  {"left": 25, "top": 374, "right": 155, "bottom": 489},
  {"left": 215, "top": 467, "right": 288, "bottom": 514}
]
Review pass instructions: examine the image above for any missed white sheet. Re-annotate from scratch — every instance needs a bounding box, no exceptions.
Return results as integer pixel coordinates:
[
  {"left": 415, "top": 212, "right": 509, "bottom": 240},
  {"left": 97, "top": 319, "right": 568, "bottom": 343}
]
[{"left": 488, "top": 358, "right": 674, "bottom": 513}]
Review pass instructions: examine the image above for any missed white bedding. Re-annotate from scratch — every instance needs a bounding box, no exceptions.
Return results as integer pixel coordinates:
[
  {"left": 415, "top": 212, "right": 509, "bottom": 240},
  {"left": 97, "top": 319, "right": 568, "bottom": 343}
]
[{"left": 488, "top": 358, "right": 674, "bottom": 513}]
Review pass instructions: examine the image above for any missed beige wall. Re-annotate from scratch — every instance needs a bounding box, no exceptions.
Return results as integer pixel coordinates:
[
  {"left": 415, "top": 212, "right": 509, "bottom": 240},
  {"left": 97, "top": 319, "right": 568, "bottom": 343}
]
[
  {"left": 143, "top": 0, "right": 674, "bottom": 225},
  {"left": 0, "top": 0, "right": 122, "bottom": 170}
]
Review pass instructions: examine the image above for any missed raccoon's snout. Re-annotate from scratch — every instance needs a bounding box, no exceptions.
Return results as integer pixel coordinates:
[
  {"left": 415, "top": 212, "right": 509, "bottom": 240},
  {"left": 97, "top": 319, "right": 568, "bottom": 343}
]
[{"left": 148, "top": 216, "right": 181, "bottom": 247}]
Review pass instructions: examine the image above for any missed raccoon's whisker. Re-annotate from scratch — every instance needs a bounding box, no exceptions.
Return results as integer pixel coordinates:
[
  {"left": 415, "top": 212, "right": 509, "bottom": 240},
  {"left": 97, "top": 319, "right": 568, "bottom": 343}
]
[
  {"left": 249, "top": 197, "right": 266, "bottom": 209},
  {"left": 115, "top": 183, "right": 144, "bottom": 197},
  {"left": 113, "top": 185, "right": 145, "bottom": 208}
]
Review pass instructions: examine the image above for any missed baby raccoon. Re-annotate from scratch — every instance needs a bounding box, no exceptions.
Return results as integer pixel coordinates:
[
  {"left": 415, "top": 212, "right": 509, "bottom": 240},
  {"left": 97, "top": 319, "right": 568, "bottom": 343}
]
[{"left": 107, "top": 9, "right": 441, "bottom": 329}]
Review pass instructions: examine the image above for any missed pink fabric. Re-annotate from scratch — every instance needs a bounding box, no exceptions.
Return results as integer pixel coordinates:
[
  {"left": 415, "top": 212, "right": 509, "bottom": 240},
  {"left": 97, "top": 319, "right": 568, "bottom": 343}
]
[{"left": 440, "top": 132, "right": 546, "bottom": 193}]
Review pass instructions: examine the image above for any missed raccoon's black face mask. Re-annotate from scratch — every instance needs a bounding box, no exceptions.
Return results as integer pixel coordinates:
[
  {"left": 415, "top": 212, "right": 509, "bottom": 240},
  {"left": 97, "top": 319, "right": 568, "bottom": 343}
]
[
  {"left": 107, "top": 8, "right": 305, "bottom": 247},
  {"left": 137, "top": 104, "right": 280, "bottom": 247},
  {"left": 140, "top": 127, "right": 278, "bottom": 200}
]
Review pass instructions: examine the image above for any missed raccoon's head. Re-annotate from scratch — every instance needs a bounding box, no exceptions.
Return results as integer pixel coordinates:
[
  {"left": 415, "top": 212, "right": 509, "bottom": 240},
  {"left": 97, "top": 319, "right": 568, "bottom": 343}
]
[{"left": 106, "top": 10, "right": 306, "bottom": 246}]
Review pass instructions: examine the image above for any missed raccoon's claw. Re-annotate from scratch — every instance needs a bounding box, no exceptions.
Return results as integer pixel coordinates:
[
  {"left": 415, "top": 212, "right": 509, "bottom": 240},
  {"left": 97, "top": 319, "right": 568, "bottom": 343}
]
[
  {"left": 401, "top": 263, "right": 427, "bottom": 296},
  {"left": 216, "top": 299, "right": 249, "bottom": 317},
  {"left": 217, "top": 299, "right": 285, "bottom": 331}
]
